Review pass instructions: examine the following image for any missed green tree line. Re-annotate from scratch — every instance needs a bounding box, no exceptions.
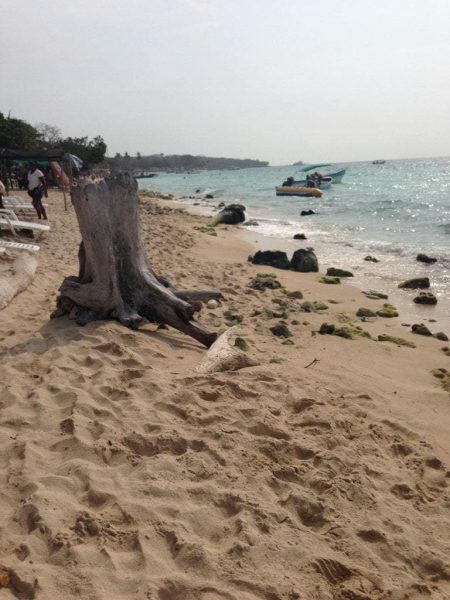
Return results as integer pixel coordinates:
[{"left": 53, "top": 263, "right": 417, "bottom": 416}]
[{"left": 0, "top": 112, "right": 268, "bottom": 170}]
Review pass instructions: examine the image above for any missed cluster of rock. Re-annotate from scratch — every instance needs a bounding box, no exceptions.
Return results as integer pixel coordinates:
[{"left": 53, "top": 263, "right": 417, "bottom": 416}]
[
  {"left": 249, "top": 249, "right": 319, "bottom": 272},
  {"left": 398, "top": 276, "right": 438, "bottom": 305}
]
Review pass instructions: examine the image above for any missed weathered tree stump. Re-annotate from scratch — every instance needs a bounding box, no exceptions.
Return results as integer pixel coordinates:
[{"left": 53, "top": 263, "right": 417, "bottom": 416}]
[{"left": 51, "top": 173, "right": 220, "bottom": 347}]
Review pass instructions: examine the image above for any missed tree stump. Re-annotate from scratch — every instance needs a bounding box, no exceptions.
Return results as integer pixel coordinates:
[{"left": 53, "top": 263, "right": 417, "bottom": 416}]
[{"left": 51, "top": 173, "right": 220, "bottom": 347}]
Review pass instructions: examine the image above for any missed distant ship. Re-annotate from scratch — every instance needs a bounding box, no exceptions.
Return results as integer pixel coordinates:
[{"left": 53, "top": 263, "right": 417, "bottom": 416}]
[
  {"left": 372, "top": 160, "right": 386, "bottom": 164},
  {"left": 133, "top": 171, "right": 157, "bottom": 179},
  {"left": 292, "top": 160, "right": 304, "bottom": 166}
]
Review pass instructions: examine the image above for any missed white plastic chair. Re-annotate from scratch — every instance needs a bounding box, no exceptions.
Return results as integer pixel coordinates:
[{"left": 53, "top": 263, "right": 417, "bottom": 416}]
[
  {"left": 0, "top": 209, "right": 50, "bottom": 235},
  {"left": 0, "top": 240, "right": 40, "bottom": 252}
]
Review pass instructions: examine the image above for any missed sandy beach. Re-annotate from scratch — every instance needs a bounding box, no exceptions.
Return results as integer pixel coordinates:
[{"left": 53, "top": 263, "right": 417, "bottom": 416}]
[{"left": 1, "top": 188, "right": 450, "bottom": 599}]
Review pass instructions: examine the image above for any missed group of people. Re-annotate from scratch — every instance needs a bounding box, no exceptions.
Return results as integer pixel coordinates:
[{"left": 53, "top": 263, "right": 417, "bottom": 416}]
[
  {"left": 281, "top": 172, "right": 324, "bottom": 189},
  {"left": 0, "top": 161, "right": 48, "bottom": 219},
  {"left": 306, "top": 172, "right": 323, "bottom": 188}
]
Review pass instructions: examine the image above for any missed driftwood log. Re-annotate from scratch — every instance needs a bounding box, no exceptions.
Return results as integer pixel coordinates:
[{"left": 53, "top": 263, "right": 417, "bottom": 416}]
[{"left": 51, "top": 173, "right": 221, "bottom": 347}]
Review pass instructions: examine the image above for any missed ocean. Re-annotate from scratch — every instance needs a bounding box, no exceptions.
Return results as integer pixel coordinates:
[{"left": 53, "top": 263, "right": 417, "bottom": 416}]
[{"left": 139, "top": 158, "right": 450, "bottom": 329}]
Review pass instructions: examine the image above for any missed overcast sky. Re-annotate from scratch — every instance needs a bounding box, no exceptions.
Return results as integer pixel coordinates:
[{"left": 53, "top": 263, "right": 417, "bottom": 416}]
[{"left": 2, "top": 0, "right": 450, "bottom": 164}]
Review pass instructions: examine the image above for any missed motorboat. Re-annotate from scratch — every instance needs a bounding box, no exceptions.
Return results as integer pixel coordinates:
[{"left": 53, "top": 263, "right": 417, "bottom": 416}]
[
  {"left": 276, "top": 186, "right": 322, "bottom": 198},
  {"left": 292, "top": 163, "right": 346, "bottom": 185}
]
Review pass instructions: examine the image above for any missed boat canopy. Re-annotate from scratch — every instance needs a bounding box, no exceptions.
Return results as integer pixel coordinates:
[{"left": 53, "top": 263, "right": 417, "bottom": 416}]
[{"left": 298, "top": 163, "right": 331, "bottom": 172}]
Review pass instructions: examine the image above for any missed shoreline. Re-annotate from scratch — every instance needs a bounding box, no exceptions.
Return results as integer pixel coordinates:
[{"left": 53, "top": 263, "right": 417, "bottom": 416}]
[
  {"left": 1, "top": 188, "right": 450, "bottom": 598},
  {"left": 154, "top": 191, "right": 450, "bottom": 333}
]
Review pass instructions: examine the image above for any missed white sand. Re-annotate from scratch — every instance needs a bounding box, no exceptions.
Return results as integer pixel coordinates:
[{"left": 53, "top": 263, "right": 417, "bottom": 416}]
[{"left": 0, "top": 189, "right": 449, "bottom": 599}]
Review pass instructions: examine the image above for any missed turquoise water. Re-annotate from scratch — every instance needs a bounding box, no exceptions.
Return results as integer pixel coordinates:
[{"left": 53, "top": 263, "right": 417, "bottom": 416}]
[{"left": 140, "top": 158, "right": 450, "bottom": 327}]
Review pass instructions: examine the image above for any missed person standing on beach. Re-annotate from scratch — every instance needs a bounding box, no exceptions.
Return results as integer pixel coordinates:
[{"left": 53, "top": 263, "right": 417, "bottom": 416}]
[
  {"left": 0, "top": 178, "right": 6, "bottom": 209},
  {"left": 27, "top": 162, "right": 48, "bottom": 219}
]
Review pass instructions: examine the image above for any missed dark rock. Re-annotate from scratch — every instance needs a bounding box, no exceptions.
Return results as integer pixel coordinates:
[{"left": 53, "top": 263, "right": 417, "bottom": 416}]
[
  {"left": 270, "top": 323, "right": 293, "bottom": 338},
  {"left": 217, "top": 202, "right": 225, "bottom": 208},
  {"left": 435, "top": 332, "right": 449, "bottom": 341},
  {"left": 290, "top": 248, "right": 319, "bottom": 272},
  {"left": 414, "top": 292, "right": 438, "bottom": 305},
  {"left": 212, "top": 203, "right": 246, "bottom": 225},
  {"left": 195, "top": 188, "right": 201, "bottom": 193},
  {"left": 417, "top": 254, "right": 437, "bottom": 264},
  {"left": 411, "top": 323, "right": 432, "bottom": 336},
  {"left": 319, "top": 323, "right": 335, "bottom": 335},
  {"left": 364, "top": 255, "right": 379, "bottom": 263},
  {"left": 293, "top": 233, "right": 307, "bottom": 240},
  {"left": 205, "top": 193, "right": 214, "bottom": 199},
  {"left": 250, "top": 250, "right": 290, "bottom": 270},
  {"left": 398, "top": 277, "right": 430, "bottom": 289},
  {"left": 248, "top": 273, "right": 281, "bottom": 291},
  {"left": 326, "top": 267, "right": 354, "bottom": 278},
  {"left": 300, "top": 209, "right": 315, "bottom": 216}
]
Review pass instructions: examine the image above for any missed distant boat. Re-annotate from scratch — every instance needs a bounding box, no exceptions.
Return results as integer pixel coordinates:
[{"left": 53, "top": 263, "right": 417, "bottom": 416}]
[
  {"left": 276, "top": 186, "right": 322, "bottom": 197},
  {"left": 134, "top": 171, "right": 157, "bottom": 179},
  {"left": 292, "top": 160, "right": 304, "bottom": 166},
  {"left": 372, "top": 160, "right": 386, "bottom": 164}
]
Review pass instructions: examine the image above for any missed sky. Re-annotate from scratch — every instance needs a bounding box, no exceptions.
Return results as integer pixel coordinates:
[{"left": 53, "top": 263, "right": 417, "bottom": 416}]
[{"left": 1, "top": 0, "right": 450, "bottom": 165}]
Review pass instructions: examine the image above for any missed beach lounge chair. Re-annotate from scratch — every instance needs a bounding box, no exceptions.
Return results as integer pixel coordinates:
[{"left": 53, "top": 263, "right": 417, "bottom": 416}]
[
  {"left": 0, "top": 209, "right": 50, "bottom": 236},
  {"left": 0, "top": 240, "right": 40, "bottom": 252},
  {"left": 3, "top": 196, "right": 48, "bottom": 212},
  {"left": 4, "top": 196, "right": 49, "bottom": 208}
]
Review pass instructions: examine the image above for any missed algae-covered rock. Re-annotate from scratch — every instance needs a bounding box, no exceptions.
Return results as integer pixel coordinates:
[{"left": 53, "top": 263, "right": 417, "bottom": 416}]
[
  {"left": 243, "top": 219, "right": 259, "bottom": 227},
  {"left": 363, "top": 290, "right": 389, "bottom": 300},
  {"left": 356, "top": 307, "right": 377, "bottom": 318},
  {"left": 411, "top": 323, "right": 432, "bottom": 336},
  {"left": 319, "top": 276, "right": 341, "bottom": 284},
  {"left": 326, "top": 267, "right": 354, "bottom": 278},
  {"left": 250, "top": 250, "right": 290, "bottom": 270},
  {"left": 281, "top": 339, "right": 295, "bottom": 346},
  {"left": 414, "top": 292, "right": 438, "bottom": 305},
  {"left": 285, "top": 290, "right": 304, "bottom": 299},
  {"left": 376, "top": 303, "right": 399, "bottom": 318},
  {"left": 378, "top": 334, "right": 416, "bottom": 348},
  {"left": 234, "top": 337, "right": 250, "bottom": 352},
  {"left": 270, "top": 355, "right": 285, "bottom": 364},
  {"left": 194, "top": 226, "right": 217, "bottom": 236},
  {"left": 248, "top": 273, "right": 281, "bottom": 291},
  {"left": 319, "top": 322, "right": 371, "bottom": 340},
  {"left": 431, "top": 368, "right": 450, "bottom": 392},
  {"left": 312, "top": 301, "right": 329, "bottom": 311},
  {"left": 301, "top": 301, "right": 315, "bottom": 313},
  {"left": 270, "top": 323, "right": 293, "bottom": 338},
  {"left": 224, "top": 310, "right": 243, "bottom": 325},
  {"left": 398, "top": 277, "right": 430, "bottom": 289}
]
